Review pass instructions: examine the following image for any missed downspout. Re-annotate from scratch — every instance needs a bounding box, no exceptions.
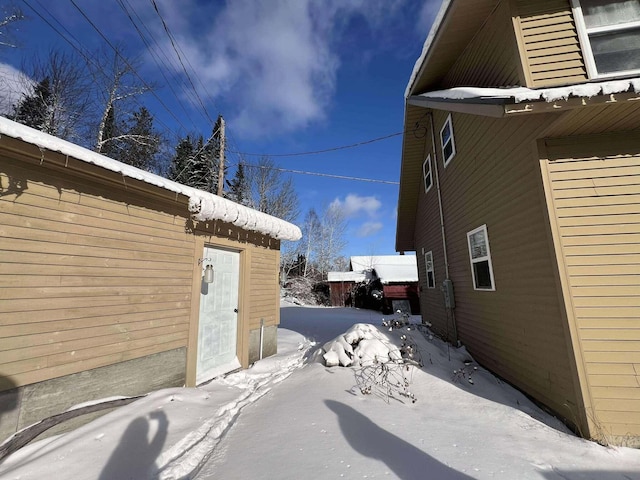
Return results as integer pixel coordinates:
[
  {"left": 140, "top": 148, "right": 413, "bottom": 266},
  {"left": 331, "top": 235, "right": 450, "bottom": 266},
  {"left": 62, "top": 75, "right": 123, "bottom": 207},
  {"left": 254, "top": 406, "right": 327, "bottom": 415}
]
[
  {"left": 259, "top": 318, "right": 265, "bottom": 360},
  {"left": 427, "top": 111, "right": 458, "bottom": 342}
]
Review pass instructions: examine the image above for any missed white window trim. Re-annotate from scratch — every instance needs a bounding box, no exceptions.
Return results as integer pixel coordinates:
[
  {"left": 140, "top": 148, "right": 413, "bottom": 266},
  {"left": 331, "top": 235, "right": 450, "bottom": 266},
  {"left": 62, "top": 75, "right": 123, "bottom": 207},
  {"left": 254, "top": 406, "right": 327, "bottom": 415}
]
[
  {"left": 467, "top": 224, "right": 496, "bottom": 291},
  {"left": 423, "top": 155, "right": 433, "bottom": 194},
  {"left": 571, "top": 0, "right": 640, "bottom": 78},
  {"left": 425, "top": 250, "right": 435, "bottom": 289},
  {"left": 440, "top": 113, "right": 456, "bottom": 168}
]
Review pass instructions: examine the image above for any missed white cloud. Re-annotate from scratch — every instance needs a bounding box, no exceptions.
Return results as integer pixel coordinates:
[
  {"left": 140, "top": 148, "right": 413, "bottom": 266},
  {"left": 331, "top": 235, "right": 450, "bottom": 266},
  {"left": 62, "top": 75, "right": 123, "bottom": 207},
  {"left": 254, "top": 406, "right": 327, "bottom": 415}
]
[
  {"left": 330, "top": 194, "right": 381, "bottom": 218},
  {"left": 0, "top": 63, "right": 32, "bottom": 115},
  {"left": 357, "top": 221, "right": 383, "bottom": 237},
  {"left": 150, "top": 0, "right": 406, "bottom": 137}
]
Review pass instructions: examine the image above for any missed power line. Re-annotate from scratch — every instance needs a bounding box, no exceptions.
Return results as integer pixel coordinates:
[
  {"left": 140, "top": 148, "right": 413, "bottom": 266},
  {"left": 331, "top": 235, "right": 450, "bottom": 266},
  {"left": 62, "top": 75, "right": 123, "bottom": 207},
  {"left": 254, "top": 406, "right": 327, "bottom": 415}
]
[
  {"left": 114, "top": 0, "right": 201, "bottom": 132},
  {"left": 20, "top": 0, "right": 187, "bottom": 140},
  {"left": 67, "top": 0, "right": 192, "bottom": 134},
  {"left": 228, "top": 131, "right": 402, "bottom": 158},
  {"left": 148, "top": 0, "right": 215, "bottom": 125},
  {"left": 236, "top": 161, "right": 399, "bottom": 185}
]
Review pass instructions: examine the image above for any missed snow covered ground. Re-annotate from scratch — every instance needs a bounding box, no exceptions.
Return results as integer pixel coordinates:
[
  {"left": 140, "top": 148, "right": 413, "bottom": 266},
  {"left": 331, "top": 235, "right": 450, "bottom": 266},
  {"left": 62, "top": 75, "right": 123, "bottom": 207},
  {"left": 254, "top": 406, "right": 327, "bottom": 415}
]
[{"left": 1, "top": 301, "right": 639, "bottom": 479}]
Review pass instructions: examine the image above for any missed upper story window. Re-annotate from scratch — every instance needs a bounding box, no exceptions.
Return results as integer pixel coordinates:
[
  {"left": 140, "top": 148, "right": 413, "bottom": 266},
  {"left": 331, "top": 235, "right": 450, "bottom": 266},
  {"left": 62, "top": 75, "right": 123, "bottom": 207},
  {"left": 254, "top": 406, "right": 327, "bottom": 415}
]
[
  {"left": 467, "top": 225, "right": 496, "bottom": 291},
  {"left": 423, "top": 155, "right": 433, "bottom": 193},
  {"left": 572, "top": 0, "right": 640, "bottom": 77},
  {"left": 424, "top": 251, "right": 435, "bottom": 289},
  {"left": 440, "top": 114, "right": 456, "bottom": 167}
]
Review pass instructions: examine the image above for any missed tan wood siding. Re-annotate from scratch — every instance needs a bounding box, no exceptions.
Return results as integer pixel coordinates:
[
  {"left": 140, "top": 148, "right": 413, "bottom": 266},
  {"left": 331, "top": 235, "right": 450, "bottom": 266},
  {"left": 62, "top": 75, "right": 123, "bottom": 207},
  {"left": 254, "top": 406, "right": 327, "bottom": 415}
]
[
  {"left": 544, "top": 133, "right": 640, "bottom": 442},
  {"left": 442, "top": 1, "right": 521, "bottom": 88},
  {"left": 416, "top": 109, "right": 583, "bottom": 425},
  {"left": 248, "top": 248, "right": 280, "bottom": 329},
  {"left": 512, "top": 0, "right": 588, "bottom": 87},
  {"left": 0, "top": 156, "right": 194, "bottom": 389}
]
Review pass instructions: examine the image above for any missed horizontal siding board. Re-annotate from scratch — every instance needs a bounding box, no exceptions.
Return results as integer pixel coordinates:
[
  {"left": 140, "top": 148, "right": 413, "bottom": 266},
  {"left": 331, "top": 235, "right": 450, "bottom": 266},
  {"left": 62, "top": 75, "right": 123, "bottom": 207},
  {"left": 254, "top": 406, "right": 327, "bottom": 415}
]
[
  {"left": 570, "top": 275, "right": 640, "bottom": 287},
  {"left": 582, "top": 340, "right": 640, "bottom": 352},
  {"left": 587, "top": 374, "right": 640, "bottom": 387},
  {"left": 0, "top": 190, "right": 190, "bottom": 243},
  {"left": 587, "top": 364, "right": 637, "bottom": 375},
  {"left": 0, "top": 236, "right": 192, "bottom": 265},
  {"left": 514, "top": 0, "right": 587, "bottom": 87},
  {"left": 1, "top": 292, "right": 191, "bottom": 314},
  {"left": 0, "top": 310, "right": 189, "bottom": 337},
  {"left": 1, "top": 324, "right": 189, "bottom": 364},
  {"left": 591, "top": 386, "right": 640, "bottom": 399}
]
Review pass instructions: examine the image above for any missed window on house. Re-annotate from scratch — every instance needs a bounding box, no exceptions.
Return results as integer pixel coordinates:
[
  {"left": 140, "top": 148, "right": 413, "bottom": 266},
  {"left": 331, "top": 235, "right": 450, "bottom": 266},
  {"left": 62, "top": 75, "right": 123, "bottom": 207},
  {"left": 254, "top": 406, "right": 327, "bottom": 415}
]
[
  {"left": 572, "top": 0, "right": 640, "bottom": 77},
  {"left": 424, "top": 251, "right": 435, "bottom": 289},
  {"left": 423, "top": 155, "right": 433, "bottom": 193},
  {"left": 440, "top": 114, "right": 456, "bottom": 167},
  {"left": 467, "top": 225, "right": 495, "bottom": 291}
]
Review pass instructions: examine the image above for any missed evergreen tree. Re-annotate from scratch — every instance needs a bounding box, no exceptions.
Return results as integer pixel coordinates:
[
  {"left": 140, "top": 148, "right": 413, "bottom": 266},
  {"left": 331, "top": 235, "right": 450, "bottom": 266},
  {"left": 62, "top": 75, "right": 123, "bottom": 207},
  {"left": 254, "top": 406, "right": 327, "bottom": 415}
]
[
  {"left": 169, "top": 135, "right": 195, "bottom": 185},
  {"left": 189, "top": 135, "right": 211, "bottom": 192},
  {"left": 11, "top": 77, "right": 51, "bottom": 130},
  {"left": 119, "top": 107, "right": 160, "bottom": 171},
  {"left": 227, "top": 161, "right": 249, "bottom": 205}
]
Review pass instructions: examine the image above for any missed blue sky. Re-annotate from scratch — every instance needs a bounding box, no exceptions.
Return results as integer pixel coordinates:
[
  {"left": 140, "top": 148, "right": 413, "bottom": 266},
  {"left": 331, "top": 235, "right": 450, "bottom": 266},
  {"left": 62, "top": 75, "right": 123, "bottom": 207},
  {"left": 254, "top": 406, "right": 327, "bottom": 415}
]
[{"left": 1, "top": 0, "right": 440, "bottom": 259}]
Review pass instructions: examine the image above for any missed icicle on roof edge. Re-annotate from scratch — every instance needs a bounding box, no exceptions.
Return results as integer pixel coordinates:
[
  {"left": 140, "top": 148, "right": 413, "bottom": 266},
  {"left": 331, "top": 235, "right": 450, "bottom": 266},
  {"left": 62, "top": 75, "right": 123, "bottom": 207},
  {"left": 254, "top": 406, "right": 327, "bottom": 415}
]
[{"left": 0, "top": 116, "right": 302, "bottom": 242}]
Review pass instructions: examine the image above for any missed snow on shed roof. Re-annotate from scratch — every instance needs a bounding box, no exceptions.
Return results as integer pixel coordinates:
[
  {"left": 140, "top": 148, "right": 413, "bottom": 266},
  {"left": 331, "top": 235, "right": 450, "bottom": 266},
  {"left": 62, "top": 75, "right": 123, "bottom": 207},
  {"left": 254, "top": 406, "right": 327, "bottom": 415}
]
[
  {"left": 350, "top": 255, "right": 418, "bottom": 284},
  {"left": 0, "top": 116, "right": 301, "bottom": 241},
  {"left": 327, "top": 271, "right": 367, "bottom": 283}
]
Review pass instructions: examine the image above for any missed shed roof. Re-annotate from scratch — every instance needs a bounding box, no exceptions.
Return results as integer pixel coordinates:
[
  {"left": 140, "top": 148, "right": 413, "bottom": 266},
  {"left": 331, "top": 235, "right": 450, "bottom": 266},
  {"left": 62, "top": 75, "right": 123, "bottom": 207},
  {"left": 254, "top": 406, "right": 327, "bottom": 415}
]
[
  {"left": 327, "top": 271, "right": 367, "bottom": 283},
  {"left": 0, "top": 116, "right": 301, "bottom": 241},
  {"left": 350, "top": 255, "right": 418, "bottom": 284}
]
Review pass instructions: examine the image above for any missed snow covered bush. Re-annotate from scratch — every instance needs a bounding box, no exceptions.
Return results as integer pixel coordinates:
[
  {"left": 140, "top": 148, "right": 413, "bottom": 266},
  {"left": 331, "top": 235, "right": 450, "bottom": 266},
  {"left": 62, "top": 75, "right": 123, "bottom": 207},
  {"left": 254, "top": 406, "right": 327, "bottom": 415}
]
[{"left": 321, "top": 321, "right": 421, "bottom": 403}]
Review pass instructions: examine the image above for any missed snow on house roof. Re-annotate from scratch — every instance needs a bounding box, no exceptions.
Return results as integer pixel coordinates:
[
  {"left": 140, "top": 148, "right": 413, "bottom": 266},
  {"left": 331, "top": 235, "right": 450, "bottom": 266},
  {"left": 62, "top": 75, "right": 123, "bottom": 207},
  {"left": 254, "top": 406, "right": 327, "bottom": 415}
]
[
  {"left": 410, "top": 78, "right": 640, "bottom": 105},
  {"left": 327, "top": 271, "right": 367, "bottom": 283},
  {"left": 0, "top": 116, "right": 302, "bottom": 241},
  {"left": 405, "top": 0, "right": 452, "bottom": 98},
  {"left": 349, "top": 255, "right": 418, "bottom": 284}
]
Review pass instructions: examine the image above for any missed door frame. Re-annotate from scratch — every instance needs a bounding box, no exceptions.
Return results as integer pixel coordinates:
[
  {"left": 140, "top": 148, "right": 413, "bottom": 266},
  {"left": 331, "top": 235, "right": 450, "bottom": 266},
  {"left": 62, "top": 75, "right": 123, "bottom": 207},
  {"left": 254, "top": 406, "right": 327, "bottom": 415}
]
[{"left": 186, "top": 236, "right": 249, "bottom": 387}]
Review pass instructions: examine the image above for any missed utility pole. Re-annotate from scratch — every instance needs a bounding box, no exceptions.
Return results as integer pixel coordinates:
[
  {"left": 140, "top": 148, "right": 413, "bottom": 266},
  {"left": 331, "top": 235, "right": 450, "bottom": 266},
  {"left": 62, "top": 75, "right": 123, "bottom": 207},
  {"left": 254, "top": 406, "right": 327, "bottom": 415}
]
[{"left": 217, "top": 115, "right": 225, "bottom": 196}]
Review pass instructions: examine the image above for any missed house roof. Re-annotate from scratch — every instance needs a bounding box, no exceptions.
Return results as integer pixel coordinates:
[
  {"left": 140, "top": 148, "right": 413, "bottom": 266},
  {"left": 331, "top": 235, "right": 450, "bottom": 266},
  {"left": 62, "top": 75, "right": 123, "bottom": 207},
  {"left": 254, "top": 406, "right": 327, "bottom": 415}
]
[
  {"left": 327, "top": 272, "right": 367, "bottom": 283},
  {"left": 395, "top": 0, "right": 640, "bottom": 252},
  {"left": 405, "top": 0, "right": 501, "bottom": 98},
  {"left": 349, "top": 255, "right": 418, "bottom": 284},
  {"left": 408, "top": 79, "right": 640, "bottom": 117},
  {"left": 0, "top": 116, "right": 302, "bottom": 241}
]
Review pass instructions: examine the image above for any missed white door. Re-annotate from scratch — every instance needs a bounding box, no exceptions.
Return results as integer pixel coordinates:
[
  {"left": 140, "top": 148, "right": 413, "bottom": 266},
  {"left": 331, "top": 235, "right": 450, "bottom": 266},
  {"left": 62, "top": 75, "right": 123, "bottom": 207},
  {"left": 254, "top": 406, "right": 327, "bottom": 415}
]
[{"left": 196, "top": 247, "right": 240, "bottom": 385}]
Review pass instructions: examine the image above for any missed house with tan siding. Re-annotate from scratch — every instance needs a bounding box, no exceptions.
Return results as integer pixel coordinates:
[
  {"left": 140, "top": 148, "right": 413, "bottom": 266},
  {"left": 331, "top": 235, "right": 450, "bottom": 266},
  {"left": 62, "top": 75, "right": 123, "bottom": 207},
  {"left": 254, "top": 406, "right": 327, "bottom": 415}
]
[
  {"left": 0, "top": 117, "right": 301, "bottom": 442},
  {"left": 397, "top": 0, "right": 640, "bottom": 446}
]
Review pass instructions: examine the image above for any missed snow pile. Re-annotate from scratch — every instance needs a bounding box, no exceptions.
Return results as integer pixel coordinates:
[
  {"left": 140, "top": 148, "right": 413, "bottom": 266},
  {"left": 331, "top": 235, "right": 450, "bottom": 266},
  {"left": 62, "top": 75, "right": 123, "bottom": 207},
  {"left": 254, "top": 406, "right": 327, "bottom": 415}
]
[
  {"left": 322, "top": 323, "right": 402, "bottom": 367},
  {"left": 0, "top": 116, "right": 302, "bottom": 241}
]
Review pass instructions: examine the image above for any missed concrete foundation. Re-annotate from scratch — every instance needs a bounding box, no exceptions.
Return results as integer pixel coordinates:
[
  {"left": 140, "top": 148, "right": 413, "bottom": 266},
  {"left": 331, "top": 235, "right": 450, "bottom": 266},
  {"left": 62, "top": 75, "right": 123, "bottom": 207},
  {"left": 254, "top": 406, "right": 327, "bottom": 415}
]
[{"left": 0, "top": 348, "right": 186, "bottom": 443}]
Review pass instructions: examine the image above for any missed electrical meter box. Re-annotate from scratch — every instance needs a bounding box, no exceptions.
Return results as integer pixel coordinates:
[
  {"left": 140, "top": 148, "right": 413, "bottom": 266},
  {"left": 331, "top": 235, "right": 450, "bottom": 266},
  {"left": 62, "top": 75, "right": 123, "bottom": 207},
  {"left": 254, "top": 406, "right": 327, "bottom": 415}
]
[{"left": 442, "top": 279, "right": 455, "bottom": 309}]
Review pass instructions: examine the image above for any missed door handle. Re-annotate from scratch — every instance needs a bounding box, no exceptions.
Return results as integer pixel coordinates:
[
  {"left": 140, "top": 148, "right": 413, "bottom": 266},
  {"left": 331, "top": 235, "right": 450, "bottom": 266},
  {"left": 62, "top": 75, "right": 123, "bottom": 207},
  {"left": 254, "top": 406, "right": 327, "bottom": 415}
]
[{"left": 234, "top": 308, "right": 238, "bottom": 313}]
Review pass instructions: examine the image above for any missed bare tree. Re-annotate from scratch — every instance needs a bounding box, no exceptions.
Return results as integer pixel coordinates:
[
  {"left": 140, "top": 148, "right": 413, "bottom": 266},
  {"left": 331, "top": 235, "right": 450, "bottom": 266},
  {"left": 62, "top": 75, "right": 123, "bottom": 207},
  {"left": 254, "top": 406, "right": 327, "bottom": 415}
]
[
  {"left": 316, "top": 203, "right": 348, "bottom": 278},
  {"left": 246, "top": 156, "right": 299, "bottom": 223},
  {"left": 0, "top": 3, "right": 24, "bottom": 49},
  {"left": 90, "top": 48, "right": 154, "bottom": 155},
  {"left": 12, "top": 50, "right": 91, "bottom": 142}
]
